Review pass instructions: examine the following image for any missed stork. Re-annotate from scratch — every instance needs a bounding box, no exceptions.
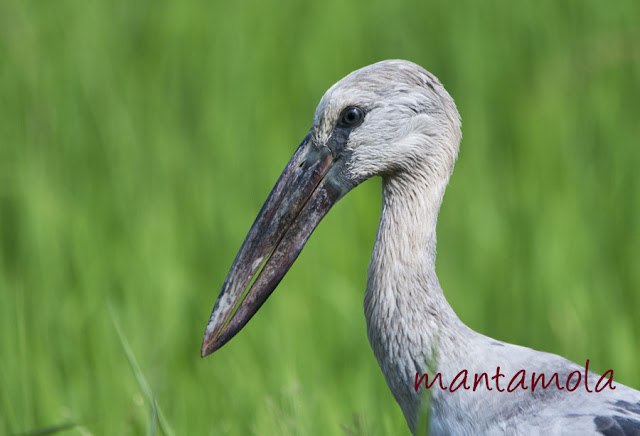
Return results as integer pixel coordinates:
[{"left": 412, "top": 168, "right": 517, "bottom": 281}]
[{"left": 201, "top": 60, "right": 640, "bottom": 434}]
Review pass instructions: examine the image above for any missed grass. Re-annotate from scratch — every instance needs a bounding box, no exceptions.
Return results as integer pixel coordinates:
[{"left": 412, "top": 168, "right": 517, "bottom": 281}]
[
  {"left": 1, "top": 0, "right": 639, "bottom": 434},
  {"left": 109, "top": 305, "right": 174, "bottom": 436}
]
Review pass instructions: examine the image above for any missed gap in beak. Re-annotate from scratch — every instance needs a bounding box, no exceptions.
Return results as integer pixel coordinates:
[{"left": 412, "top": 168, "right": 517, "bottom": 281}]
[{"left": 215, "top": 255, "right": 270, "bottom": 345}]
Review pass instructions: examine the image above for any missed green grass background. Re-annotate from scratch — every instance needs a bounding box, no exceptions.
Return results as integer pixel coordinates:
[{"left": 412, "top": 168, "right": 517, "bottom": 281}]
[{"left": 1, "top": 0, "right": 639, "bottom": 434}]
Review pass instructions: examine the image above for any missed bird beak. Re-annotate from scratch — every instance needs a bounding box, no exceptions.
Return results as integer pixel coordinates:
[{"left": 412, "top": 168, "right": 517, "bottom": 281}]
[{"left": 201, "top": 132, "right": 351, "bottom": 357}]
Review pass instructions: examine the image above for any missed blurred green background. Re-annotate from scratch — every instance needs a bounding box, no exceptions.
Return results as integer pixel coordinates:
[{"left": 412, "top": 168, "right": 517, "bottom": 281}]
[{"left": 1, "top": 0, "right": 639, "bottom": 434}]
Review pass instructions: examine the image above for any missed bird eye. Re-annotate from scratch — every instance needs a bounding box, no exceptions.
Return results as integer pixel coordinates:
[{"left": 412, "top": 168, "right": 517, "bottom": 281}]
[{"left": 339, "top": 106, "right": 365, "bottom": 128}]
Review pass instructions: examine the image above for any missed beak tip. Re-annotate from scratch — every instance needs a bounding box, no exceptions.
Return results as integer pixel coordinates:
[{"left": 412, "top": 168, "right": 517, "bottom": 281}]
[
  {"left": 201, "top": 341, "right": 215, "bottom": 358},
  {"left": 201, "top": 331, "right": 218, "bottom": 358}
]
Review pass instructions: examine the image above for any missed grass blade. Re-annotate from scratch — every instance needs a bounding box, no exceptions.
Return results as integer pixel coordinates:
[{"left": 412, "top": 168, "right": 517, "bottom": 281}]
[{"left": 109, "top": 304, "right": 175, "bottom": 436}]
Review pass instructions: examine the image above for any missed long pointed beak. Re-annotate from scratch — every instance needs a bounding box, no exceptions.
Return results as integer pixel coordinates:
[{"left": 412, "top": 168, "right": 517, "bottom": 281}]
[{"left": 201, "top": 133, "right": 350, "bottom": 357}]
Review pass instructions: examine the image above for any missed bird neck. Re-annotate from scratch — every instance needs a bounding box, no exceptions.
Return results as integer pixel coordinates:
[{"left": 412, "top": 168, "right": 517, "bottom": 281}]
[
  {"left": 365, "top": 172, "right": 461, "bottom": 334},
  {"left": 364, "top": 171, "right": 470, "bottom": 429},
  {"left": 375, "top": 173, "right": 444, "bottom": 281}
]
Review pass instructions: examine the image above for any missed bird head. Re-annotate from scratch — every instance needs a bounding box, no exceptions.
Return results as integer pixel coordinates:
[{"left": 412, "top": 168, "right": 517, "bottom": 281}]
[
  {"left": 313, "top": 59, "right": 461, "bottom": 183},
  {"left": 201, "top": 59, "right": 461, "bottom": 357}
]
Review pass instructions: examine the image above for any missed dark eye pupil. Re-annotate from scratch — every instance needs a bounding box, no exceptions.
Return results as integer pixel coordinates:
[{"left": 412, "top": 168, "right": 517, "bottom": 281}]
[{"left": 341, "top": 107, "right": 363, "bottom": 127}]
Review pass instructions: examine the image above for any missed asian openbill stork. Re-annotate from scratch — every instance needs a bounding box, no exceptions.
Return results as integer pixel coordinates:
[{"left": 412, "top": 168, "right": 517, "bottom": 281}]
[{"left": 201, "top": 60, "right": 640, "bottom": 435}]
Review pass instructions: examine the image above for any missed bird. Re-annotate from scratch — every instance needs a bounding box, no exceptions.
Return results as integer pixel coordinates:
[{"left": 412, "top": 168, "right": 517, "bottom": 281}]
[{"left": 200, "top": 60, "right": 640, "bottom": 434}]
